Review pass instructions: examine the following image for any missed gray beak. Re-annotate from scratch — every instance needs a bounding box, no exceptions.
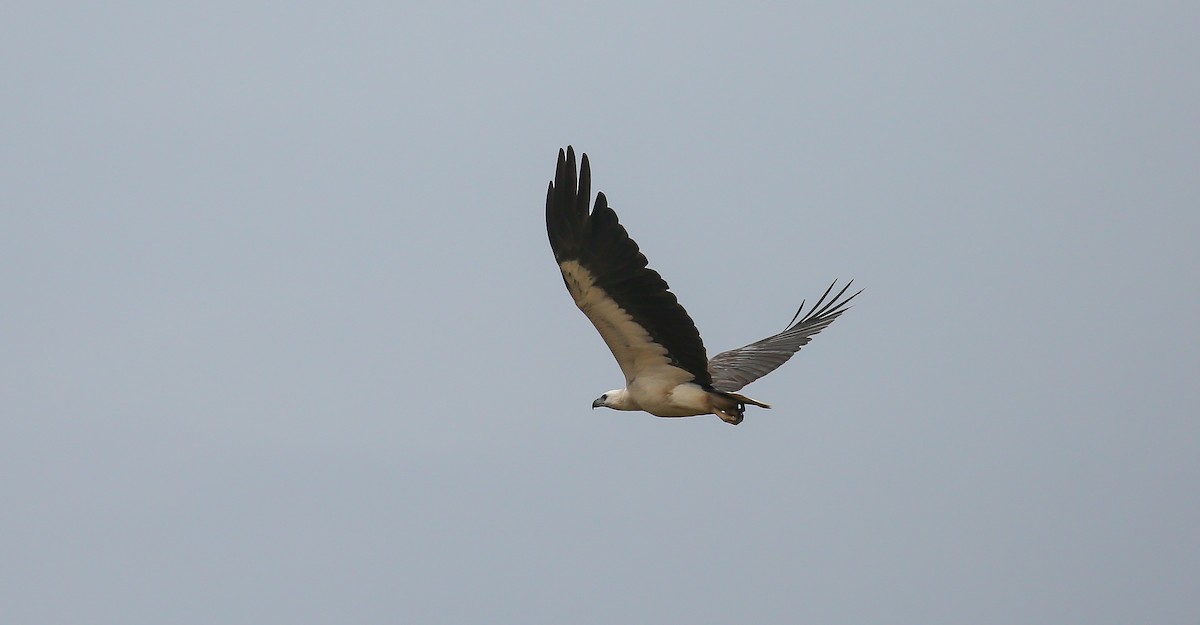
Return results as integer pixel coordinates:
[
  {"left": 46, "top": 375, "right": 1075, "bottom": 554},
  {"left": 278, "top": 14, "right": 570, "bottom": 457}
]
[{"left": 592, "top": 398, "right": 604, "bottom": 409}]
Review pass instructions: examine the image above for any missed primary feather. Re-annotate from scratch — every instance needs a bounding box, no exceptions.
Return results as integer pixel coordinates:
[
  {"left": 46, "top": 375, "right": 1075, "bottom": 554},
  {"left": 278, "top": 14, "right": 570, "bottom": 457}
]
[{"left": 707, "top": 280, "right": 862, "bottom": 392}]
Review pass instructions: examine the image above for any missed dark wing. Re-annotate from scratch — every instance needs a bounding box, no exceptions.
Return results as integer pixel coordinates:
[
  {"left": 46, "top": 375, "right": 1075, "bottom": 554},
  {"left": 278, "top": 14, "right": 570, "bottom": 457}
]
[
  {"left": 546, "top": 146, "right": 712, "bottom": 386},
  {"left": 707, "top": 280, "right": 861, "bottom": 392}
]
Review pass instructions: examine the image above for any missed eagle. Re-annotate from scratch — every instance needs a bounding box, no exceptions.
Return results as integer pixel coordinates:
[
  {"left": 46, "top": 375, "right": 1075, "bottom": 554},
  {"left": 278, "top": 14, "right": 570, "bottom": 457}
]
[{"left": 546, "top": 146, "right": 860, "bottom": 425}]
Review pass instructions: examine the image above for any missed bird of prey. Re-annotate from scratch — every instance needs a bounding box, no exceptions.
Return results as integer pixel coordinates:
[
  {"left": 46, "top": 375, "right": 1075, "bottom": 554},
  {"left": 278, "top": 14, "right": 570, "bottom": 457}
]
[{"left": 546, "top": 146, "right": 860, "bottom": 425}]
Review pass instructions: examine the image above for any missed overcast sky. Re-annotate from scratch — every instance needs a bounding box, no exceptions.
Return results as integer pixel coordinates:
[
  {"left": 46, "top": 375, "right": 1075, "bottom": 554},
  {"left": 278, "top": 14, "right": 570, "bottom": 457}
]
[{"left": 3, "top": 2, "right": 1197, "bottom": 624}]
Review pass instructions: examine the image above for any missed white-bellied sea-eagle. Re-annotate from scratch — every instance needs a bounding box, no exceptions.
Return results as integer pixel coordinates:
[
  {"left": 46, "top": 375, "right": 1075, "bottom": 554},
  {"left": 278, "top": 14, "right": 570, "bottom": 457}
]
[{"left": 547, "top": 146, "right": 860, "bottom": 425}]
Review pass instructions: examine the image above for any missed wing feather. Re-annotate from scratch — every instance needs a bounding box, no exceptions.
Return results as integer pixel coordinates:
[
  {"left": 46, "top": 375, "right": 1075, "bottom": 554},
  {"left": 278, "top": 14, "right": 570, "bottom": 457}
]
[
  {"left": 546, "top": 147, "right": 712, "bottom": 385},
  {"left": 707, "top": 280, "right": 862, "bottom": 392}
]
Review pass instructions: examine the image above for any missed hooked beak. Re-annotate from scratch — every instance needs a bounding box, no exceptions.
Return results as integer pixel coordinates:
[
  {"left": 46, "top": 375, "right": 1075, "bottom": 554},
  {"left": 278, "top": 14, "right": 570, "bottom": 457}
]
[{"left": 592, "top": 398, "right": 604, "bottom": 409}]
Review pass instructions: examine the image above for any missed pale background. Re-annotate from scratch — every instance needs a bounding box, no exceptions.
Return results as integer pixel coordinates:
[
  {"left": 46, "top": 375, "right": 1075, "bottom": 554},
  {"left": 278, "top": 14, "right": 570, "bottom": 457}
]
[{"left": 3, "top": 2, "right": 1197, "bottom": 623}]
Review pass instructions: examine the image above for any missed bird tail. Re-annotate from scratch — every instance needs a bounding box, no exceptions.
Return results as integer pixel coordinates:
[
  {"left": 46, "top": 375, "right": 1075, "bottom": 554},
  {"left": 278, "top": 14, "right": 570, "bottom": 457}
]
[{"left": 725, "top": 391, "right": 770, "bottom": 409}]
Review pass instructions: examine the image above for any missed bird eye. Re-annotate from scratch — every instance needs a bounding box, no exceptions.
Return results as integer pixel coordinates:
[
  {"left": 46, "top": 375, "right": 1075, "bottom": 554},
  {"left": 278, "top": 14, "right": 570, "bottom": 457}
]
[{"left": 601, "top": 394, "right": 607, "bottom": 400}]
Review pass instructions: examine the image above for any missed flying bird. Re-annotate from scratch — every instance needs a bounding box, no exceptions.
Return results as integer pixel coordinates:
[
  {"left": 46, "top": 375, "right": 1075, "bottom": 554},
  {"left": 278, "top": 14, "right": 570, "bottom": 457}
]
[{"left": 546, "top": 146, "right": 860, "bottom": 425}]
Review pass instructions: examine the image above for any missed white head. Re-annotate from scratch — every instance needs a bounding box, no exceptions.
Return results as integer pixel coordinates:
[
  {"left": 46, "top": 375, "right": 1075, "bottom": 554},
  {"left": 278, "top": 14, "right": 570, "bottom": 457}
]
[{"left": 592, "top": 388, "right": 634, "bottom": 411}]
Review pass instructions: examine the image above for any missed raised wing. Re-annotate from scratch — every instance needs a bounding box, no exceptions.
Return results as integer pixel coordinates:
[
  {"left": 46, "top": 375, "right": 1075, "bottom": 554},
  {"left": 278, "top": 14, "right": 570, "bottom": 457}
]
[
  {"left": 546, "top": 146, "right": 712, "bottom": 386},
  {"left": 707, "top": 280, "right": 861, "bottom": 392}
]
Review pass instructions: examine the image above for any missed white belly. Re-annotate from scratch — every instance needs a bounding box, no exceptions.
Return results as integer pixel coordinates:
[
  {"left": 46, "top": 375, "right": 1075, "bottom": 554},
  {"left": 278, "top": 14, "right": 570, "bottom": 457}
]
[{"left": 629, "top": 377, "right": 712, "bottom": 417}]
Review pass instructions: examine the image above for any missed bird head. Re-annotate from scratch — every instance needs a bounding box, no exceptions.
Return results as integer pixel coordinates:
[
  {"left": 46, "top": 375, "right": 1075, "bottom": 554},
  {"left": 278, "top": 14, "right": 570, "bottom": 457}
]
[{"left": 592, "top": 389, "right": 629, "bottom": 410}]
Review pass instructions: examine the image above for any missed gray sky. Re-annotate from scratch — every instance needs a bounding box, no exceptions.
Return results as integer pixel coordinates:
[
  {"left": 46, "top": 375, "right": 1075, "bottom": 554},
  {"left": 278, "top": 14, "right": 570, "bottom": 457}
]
[{"left": 3, "top": 2, "right": 1198, "bottom": 623}]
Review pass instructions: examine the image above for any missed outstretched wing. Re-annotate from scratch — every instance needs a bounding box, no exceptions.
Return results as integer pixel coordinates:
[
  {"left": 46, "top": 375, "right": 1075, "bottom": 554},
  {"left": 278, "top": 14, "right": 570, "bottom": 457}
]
[
  {"left": 546, "top": 146, "right": 712, "bottom": 386},
  {"left": 707, "top": 280, "right": 861, "bottom": 392}
]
